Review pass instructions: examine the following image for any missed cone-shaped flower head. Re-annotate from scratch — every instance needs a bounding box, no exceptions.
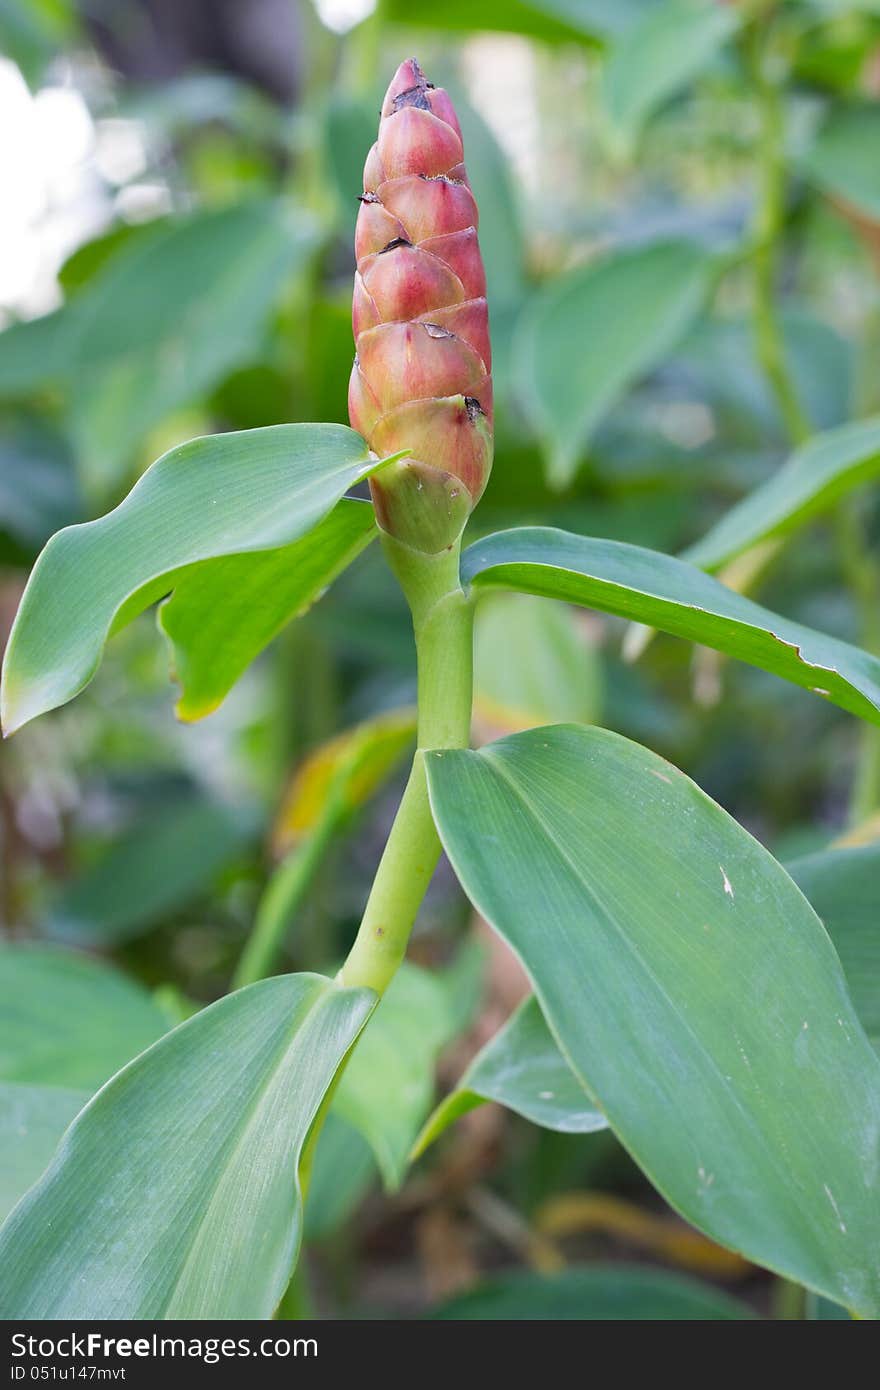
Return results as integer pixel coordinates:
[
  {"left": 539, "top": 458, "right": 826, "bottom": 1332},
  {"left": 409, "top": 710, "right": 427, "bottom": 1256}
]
[{"left": 349, "top": 59, "right": 493, "bottom": 553}]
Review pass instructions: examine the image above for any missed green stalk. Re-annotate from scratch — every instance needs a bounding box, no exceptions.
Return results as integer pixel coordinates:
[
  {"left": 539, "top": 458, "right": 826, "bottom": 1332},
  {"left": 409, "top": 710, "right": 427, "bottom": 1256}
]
[{"left": 340, "top": 536, "right": 474, "bottom": 995}]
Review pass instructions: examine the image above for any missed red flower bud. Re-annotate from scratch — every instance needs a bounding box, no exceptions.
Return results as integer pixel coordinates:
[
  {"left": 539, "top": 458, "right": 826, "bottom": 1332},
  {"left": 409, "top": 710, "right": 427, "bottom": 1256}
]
[{"left": 350, "top": 59, "right": 492, "bottom": 553}]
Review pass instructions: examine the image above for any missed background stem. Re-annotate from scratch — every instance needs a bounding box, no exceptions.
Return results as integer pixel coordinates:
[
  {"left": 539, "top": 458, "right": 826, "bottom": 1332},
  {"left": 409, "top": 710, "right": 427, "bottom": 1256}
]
[
  {"left": 745, "top": 14, "right": 811, "bottom": 445},
  {"left": 744, "top": 9, "right": 880, "bottom": 820}
]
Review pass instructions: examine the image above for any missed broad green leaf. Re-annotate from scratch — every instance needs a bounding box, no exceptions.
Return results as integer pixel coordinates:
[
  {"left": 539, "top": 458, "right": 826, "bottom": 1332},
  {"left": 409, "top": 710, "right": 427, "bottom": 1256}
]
[
  {"left": 0, "top": 944, "right": 172, "bottom": 1091},
  {"left": 603, "top": 0, "right": 737, "bottom": 152},
  {"left": 515, "top": 242, "right": 715, "bottom": 487},
  {"left": 48, "top": 795, "right": 252, "bottom": 946},
  {"left": 422, "top": 842, "right": 880, "bottom": 1155},
  {"left": 461, "top": 527, "right": 880, "bottom": 726},
  {"left": 431, "top": 1265, "right": 753, "bottom": 1320},
  {"left": 683, "top": 417, "right": 880, "bottom": 572},
  {"left": 0, "top": 203, "right": 317, "bottom": 489},
  {"left": 474, "top": 592, "right": 602, "bottom": 733},
  {"left": 160, "top": 500, "right": 377, "bottom": 721},
  {"left": 1, "top": 424, "right": 396, "bottom": 734},
  {"left": 788, "top": 845, "right": 880, "bottom": 1046},
  {"left": 415, "top": 996, "right": 606, "bottom": 1157},
  {"left": 801, "top": 104, "right": 880, "bottom": 221},
  {"left": 334, "top": 962, "right": 458, "bottom": 1189},
  {"left": 381, "top": 0, "right": 647, "bottom": 43},
  {"left": 0, "top": 972, "right": 374, "bottom": 1319},
  {"left": 426, "top": 725, "right": 880, "bottom": 1315},
  {"left": 0, "top": 1083, "right": 88, "bottom": 1224}
]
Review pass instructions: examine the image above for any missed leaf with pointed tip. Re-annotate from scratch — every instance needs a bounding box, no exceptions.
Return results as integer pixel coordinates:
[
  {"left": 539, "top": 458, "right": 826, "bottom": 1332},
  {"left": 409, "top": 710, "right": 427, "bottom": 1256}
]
[
  {"left": 461, "top": 528, "right": 880, "bottom": 726},
  {"left": 514, "top": 242, "right": 715, "bottom": 487},
  {"left": 159, "top": 500, "right": 377, "bottom": 721},
  {"left": 683, "top": 417, "right": 880, "bottom": 572},
  {"left": 0, "top": 973, "right": 374, "bottom": 1320},
  {"left": 426, "top": 725, "right": 880, "bottom": 1316},
  {"left": 1, "top": 424, "right": 397, "bottom": 734},
  {"left": 415, "top": 995, "right": 606, "bottom": 1157},
  {"left": 0, "top": 944, "right": 172, "bottom": 1091},
  {"left": 0, "top": 1083, "right": 89, "bottom": 1224}
]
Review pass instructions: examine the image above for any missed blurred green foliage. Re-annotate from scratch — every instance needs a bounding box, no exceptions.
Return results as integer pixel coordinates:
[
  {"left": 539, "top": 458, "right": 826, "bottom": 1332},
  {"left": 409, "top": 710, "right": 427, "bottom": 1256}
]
[{"left": 1, "top": 0, "right": 880, "bottom": 1320}]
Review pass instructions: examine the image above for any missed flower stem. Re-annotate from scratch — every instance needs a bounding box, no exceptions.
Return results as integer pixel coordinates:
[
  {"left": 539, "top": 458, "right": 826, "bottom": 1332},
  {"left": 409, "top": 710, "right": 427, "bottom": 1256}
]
[{"left": 340, "top": 537, "right": 473, "bottom": 995}]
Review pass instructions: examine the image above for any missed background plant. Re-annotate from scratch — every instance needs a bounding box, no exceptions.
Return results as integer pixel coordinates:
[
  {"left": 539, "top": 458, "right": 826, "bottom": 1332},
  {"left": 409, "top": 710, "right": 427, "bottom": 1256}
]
[{"left": 1, "top": 0, "right": 880, "bottom": 1321}]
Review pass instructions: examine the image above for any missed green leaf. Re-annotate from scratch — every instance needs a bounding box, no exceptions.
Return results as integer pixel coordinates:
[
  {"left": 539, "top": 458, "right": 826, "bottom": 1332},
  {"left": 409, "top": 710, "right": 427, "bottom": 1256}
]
[
  {"left": 333, "top": 962, "right": 458, "bottom": 1189},
  {"left": 421, "top": 839, "right": 880, "bottom": 1156},
  {"left": 0, "top": 0, "right": 75, "bottom": 83},
  {"left": 274, "top": 705, "right": 416, "bottom": 850},
  {"left": 461, "top": 527, "right": 880, "bottom": 726},
  {"left": 431, "top": 1264, "right": 753, "bottom": 1320},
  {"left": 48, "top": 795, "right": 252, "bottom": 946},
  {"left": 1, "top": 424, "right": 395, "bottom": 734},
  {"left": 0, "top": 944, "right": 172, "bottom": 1091},
  {"left": 514, "top": 241, "right": 715, "bottom": 487},
  {"left": 683, "top": 417, "right": 880, "bottom": 572},
  {"left": 801, "top": 104, "right": 880, "bottom": 221},
  {"left": 0, "top": 202, "right": 318, "bottom": 490},
  {"left": 474, "top": 592, "right": 602, "bottom": 733},
  {"left": 381, "top": 0, "right": 647, "bottom": 43},
  {"left": 0, "top": 1083, "right": 88, "bottom": 1224},
  {"left": 788, "top": 845, "right": 880, "bottom": 1047},
  {"left": 304, "top": 1115, "right": 377, "bottom": 1241},
  {"left": 603, "top": 0, "right": 737, "bottom": 152},
  {"left": 159, "top": 500, "right": 377, "bottom": 721},
  {"left": 0, "top": 420, "right": 81, "bottom": 554},
  {"left": 0, "top": 972, "right": 374, "bottom": 1319},
  {"left": 415, "top": 995, "right": 606, "bottom": 1156},
  {"left": 426, "top": 725, "right": 880, "bottom": 1315},
  {"left": 0, "top": 309, "right": 69, "bottom": 397}
]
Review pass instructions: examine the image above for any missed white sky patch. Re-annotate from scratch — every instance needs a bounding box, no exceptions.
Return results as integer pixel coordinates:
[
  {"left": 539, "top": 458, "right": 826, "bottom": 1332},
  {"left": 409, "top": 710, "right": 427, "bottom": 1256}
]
[
  {"left": 462, "top": 36, "right": 540, "bottom": 194},
  {"left": 313, "top": 0, "right": 376, "bottom": 33},
  {"left": 0, "top": 58, "right": 112, "bottom": 317}
]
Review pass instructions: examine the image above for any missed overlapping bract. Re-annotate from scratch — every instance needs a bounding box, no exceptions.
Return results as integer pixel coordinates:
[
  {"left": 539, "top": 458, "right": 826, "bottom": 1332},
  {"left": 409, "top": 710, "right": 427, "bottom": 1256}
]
[{"left": 349, "top": 60, "right": 493, "bottom": 552}]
